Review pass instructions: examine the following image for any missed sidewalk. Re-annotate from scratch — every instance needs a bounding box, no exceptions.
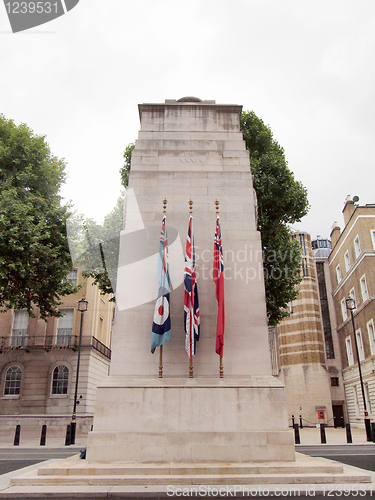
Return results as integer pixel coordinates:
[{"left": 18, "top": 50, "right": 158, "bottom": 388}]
[
  {"left": 0, "top": 426, "right": 373, "bottom": 449},
  {"left": 0, "top": 435, "right": 87, "bottom": 450},
  {"left": 294, "top": 425, "right": 373, "bottom": 445}
]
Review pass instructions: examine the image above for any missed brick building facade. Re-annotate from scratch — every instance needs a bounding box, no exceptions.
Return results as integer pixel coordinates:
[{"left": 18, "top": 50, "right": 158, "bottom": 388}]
[
  {"left": 0, "top": 268, "right": 114, "bottom": 443},
  {"left": 328, "top": 197, "right": 375, "bottom": 429},
  {"left": 277, "top": 232, "right": 335, "bottom": 427}
]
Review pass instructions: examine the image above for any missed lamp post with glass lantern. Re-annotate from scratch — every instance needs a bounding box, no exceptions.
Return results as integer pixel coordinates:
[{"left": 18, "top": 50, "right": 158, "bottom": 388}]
[
  {"left": 71, "top": 298, "right": 88, "bottom": 445},
  {"left": 345, "top": 297, "right": 372, "bottom": 441}
]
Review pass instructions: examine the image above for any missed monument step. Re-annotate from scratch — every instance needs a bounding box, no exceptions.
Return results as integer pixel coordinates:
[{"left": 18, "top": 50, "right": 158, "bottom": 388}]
[
  {"left": 37, "top": 462, "right": 345, "bottom": 476},
  {"left": 11, "top": 472, "right": 372, "bottom": 487}
]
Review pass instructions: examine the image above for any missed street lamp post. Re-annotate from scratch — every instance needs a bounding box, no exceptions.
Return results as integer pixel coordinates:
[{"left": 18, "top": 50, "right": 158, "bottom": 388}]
[
  {"left": 346, "top": 297, "right": 372, "bottom": 441},
  {"left": 71, "top": 298, "right": 88, "bottom": 445}
]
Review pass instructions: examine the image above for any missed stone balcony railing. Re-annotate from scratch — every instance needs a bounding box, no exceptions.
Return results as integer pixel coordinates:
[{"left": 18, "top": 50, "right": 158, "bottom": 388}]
[{"left": 0, "top": 334, "right": 111, "bottom": 359}]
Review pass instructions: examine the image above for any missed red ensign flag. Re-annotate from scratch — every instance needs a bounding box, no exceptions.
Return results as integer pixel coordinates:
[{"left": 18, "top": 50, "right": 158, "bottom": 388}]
[{"left": 213, "top": 216, "right": 225, "bottom": 357}]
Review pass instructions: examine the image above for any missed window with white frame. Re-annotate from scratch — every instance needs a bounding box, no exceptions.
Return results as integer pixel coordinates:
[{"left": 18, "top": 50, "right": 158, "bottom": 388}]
[
  {"left": 56, "top": 310, "right": 74, "bottom": 345},
  {"left": 341, "top": 298, "right": 348, "bottom": 322},
  {"left": 3, "top": 365, "right": 21, "bottom": 396},
  {"left": 346, "top": 336, "right": 354, "bottom": 366},
  {"left": 344, "top": 251, "right": 351, "bottom": 272},
  {"left": 64, "top": 269, "right": 78, "bottom": 284},
  {"left": 367, "top": 319, "right": 375, "bottom": 356},
  {"left": 349, "top": 287, "right": 356, "bottom": 306},
  {"left": 355, "top": 329, "right": 365, "bottom": 361},
  {"left": 11, "top": 311, "right": 28, "bottom": 347},
  {"left": 336, "top": 264, "right": 342, "bottom": 284},
  {"left": 371, "top": 230, "right": 375, "bottom": 251},
  {"left": 360, "top": 274, "right": 369, "bottom": 302},
  {"left": 354, "top": 235, "right": 361, "bottom": 259},
  {"left": 51, "top": 365, "right": 69, "bottom": 395}
]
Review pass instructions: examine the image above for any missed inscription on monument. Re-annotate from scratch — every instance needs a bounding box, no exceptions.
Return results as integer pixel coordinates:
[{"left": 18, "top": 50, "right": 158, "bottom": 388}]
[{"left": 177, "top": 157, "right": 207, "bottom": 164}]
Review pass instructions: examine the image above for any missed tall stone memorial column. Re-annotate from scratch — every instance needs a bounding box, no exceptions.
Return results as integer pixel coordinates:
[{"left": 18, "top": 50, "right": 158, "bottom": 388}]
[{"left": 87, "top": 98, "right": 294, "bottom": 462}]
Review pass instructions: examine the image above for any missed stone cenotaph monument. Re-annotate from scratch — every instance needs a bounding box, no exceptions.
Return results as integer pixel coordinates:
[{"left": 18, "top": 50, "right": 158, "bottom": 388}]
[{"left": 86, "top": 97, "right": 295, "bottom": 463}]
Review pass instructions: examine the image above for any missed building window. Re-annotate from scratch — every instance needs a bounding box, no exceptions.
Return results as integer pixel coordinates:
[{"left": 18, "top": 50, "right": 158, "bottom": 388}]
[
  {"left": 354, "top": 235, "right": 361, "bottom": 259},
  {"left": 11, "top": 311, "right": 28, "bottom": 347},
  {"left": 367, "top": 319, "right": 375, "bottom": 356},
  {"left": 299, "top": 234, "right": 306, "bottom": 255},
  {"left": 336, "top": 264, "right": 342, "bottom": 284},
  {"left": 345, "top": 336, "right": 354, "bottom": 366},
  {"left": 355, "top": 329, "right": 365, "bottom": 361},
  {"left": 371, "top": 230, "right": 375, "bottom": 251},
  {"left": 51, "top": 365, "right": 69, "bottom": 395},
  {"left": 56, "top": 310, "right": 74, "bottom": 345},
  {"left": 302, "top": 258, "right": 309, "bottom": 277},
  {"left": 360, "top": 275, "right": 369, "bottom": 302},
  {"left": 344, "top": 251, "right": 351, "bottom": 272},
  {"left": 316, "top": 262, "right": 334, "bottom": 359},
  {"left": 64, "top": 269, "right": 78, "bottom": 285},
  {"left": 330, "top": 377, "right": 339, "bottom": 387},
  {"left": 349, "top": 287, "right": 356, "bottom": 306},
  {"left": 4, "top": 366, "right": 21, "bottom": 396},
  {"left": 341, "top": 298, "right": 348, "bottom": 322}
]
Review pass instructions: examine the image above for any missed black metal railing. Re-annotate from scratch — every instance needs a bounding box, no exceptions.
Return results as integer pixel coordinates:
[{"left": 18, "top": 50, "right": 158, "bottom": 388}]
[
  {"left": 91, "top": 336, "right": 111, "bottom": 359},
  {"left": 0, "top": 335, "right": 111, "bottom": 359}
]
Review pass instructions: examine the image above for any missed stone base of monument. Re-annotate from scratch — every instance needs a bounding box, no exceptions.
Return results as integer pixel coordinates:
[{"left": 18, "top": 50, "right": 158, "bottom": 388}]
[
  {"left": 85, "top": 377, "right": 295, "bottom": 463},
  {"left": 8, "top": 453, "right": 372, "bottom": 496}
]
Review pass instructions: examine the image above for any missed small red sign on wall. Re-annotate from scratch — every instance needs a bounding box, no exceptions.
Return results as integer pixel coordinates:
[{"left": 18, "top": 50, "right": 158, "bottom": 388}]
[{"left": 317, "top": 410, "right": 325, "bottom": 420}]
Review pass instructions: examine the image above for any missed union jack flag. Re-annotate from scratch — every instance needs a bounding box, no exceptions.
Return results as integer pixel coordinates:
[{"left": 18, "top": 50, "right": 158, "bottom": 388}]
[
  {"left": 184, "top": 215, "right": 200, "bottom": 358},
  {"left": 213, "top": 216, "right": 224, "bottom": 357},
  {"left": 151, "top": 215, "right": 171, "bottom": 353}
]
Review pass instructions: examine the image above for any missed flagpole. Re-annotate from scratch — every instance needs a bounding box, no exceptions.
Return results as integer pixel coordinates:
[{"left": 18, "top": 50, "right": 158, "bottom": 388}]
[
  {"left": 158, "top": 198, "right": 168, "bottom": 379},
  {"left": 215, "top": 199, "right": 224, "bottom": 379},
  {"left": 159, "top": 345, "right": 163, "bottom": 378},
  {"left": 189, "top": 198, "right": 194, "bottom": 379}
]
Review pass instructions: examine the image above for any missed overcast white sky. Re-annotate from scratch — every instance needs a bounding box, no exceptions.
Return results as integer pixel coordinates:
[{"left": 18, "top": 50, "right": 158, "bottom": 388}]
[{"left": 1, "top": 0, "right": 374, "bottom": 240}]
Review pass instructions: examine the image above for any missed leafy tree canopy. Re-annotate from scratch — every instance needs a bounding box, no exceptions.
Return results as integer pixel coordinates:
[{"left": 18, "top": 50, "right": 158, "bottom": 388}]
[
  {"left": 240, "top": 111, "right": 310, "bottom": 325},
  {"left": 0, "top": 114, "right": 79, "bottom": 319},
  {"left": 68, "top": 195, "right": 124, "bottom": 300},
  {"left": 120, "top": 143, "right": 135, "bottom": 188},
  {"left": 81, "top": 195, "right": 124, "bottom": 300}
]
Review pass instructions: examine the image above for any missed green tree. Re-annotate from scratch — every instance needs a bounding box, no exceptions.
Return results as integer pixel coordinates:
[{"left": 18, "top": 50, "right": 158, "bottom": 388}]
[
  {"left": 240, "top": 111, "right": 310, "bottom": 325},
  {"left": 0, "top": 114, "right": 78, "bottom": 319},
  {"left": 120, "top": 142, "right": 135, "bottom": 188},
  {"left": 80, "top": 195, "right": 124, "bottom": 300}
]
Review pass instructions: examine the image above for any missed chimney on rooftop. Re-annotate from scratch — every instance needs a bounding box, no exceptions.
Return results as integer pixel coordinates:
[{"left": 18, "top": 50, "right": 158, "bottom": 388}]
[
  {"left": 330, "top": 221, "right": 341, "bottom": 248},
  {"left": 342, "top": 195, "right": 356, "bottom": 226}
]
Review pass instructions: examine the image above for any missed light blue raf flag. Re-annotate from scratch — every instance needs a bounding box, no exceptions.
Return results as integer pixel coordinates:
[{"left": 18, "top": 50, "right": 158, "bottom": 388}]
[{"left": 151, "top": 214, "right": 171, "bottom": 353}]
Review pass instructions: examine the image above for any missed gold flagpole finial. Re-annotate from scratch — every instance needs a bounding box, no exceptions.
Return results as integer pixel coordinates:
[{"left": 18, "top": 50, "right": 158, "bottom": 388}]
[
  {"left": 189, "top": 199, "right": 193, "bottom": 215},
  {"left": 215, "top": 199, "right": 220, "bottom": 215},
  {"left": 163, "top": 198, "right": 167, "bottom": 215}
]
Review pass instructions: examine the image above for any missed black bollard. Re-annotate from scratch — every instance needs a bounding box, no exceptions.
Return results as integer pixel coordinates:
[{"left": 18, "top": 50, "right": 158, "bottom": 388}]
[
  {"left": 13, "top": 425, "right": 20, "bottom": 446},
  {"left": 320, "top": 423, "right": 327, "bottom": 444},
  {"left": 40, "top": 424, "right": 47, "bottom": 446},
  {"left": 371, "top": 423, "right": 375, "bottom": 443},
  {"left": 291, "top": 415, "right": 295, "bottom": 427},
  {"left": 299, "top": 415, "right": 303, "bottom": 429},
  {"left": 294, "top": 423, "right": 300, "bottom": 444},
  {"left": 346, "top": 423, "right": 353, "bottom": 443},
  {"left": 65, "top": 424, "right": 71, "bottom": 446},
  {"left": 71, "top": 421, "right": 76, "bottom": 445}
]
